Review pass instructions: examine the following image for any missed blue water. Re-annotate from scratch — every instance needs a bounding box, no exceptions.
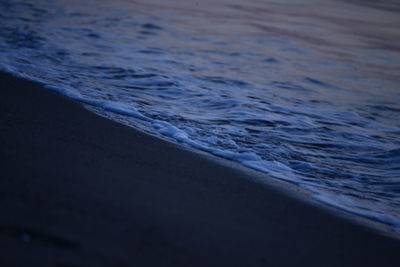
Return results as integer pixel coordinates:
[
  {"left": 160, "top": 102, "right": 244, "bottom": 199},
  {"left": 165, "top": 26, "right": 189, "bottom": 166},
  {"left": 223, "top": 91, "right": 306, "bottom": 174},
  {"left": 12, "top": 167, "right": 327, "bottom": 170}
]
[{"left": 1, "top": 0, "right": 400, "bottom": 233}]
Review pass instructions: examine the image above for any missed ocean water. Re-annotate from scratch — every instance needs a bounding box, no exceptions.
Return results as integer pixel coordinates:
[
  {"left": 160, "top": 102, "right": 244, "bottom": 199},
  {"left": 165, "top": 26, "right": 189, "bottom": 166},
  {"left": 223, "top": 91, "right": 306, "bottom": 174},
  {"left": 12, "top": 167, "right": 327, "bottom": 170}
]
[{"left": 1, "top": 0, "right": 400, "bottom": 233}]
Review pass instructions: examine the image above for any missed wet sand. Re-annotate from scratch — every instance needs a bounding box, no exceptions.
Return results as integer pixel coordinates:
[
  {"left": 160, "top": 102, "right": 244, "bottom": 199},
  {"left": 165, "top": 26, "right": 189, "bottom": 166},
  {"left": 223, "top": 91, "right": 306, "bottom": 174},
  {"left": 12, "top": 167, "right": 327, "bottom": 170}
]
[{"left": 0, "top": 71, "right": 399, "bottom": 266}]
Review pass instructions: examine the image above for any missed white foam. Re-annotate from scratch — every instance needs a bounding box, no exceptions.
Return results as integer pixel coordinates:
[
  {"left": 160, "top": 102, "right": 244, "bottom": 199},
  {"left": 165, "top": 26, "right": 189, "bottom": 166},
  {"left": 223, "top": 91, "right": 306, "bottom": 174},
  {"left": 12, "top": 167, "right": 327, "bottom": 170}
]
[
  {"left": 242, "top": 160, "right": 298, "bottom": 183},
  {"left": 34, "top": 83, "right": 303, "bottom": 187}
]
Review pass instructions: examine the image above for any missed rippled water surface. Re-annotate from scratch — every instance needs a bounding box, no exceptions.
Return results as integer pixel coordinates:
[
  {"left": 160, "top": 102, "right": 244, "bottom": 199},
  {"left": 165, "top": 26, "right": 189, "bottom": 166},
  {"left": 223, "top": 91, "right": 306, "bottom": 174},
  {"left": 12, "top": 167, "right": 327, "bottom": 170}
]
[{"left": 1, "top": 0, "right": 400, "bottom": 232}]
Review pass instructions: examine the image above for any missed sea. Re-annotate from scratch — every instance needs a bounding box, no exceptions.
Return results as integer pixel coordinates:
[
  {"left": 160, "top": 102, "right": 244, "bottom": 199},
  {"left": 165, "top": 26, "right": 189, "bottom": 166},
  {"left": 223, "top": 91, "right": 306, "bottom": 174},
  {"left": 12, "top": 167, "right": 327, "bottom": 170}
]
[{"left": 1, "top": 0, "right": 400, "bottom": 234}]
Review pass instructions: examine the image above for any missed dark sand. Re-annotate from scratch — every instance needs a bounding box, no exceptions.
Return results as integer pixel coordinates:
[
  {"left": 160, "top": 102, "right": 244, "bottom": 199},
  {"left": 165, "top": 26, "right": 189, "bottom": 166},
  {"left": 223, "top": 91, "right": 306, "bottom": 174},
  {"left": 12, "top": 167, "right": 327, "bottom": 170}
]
[{"left": 0, "top": 71, "right": 399, "bottom": 266}]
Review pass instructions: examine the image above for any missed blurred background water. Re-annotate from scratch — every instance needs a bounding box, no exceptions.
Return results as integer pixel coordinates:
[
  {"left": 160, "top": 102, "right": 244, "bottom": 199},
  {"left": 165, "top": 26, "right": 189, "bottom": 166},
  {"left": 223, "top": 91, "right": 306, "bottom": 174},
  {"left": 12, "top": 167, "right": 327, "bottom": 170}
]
[{"left": 1, "top": 0, "right": 400, "bottom": 233}]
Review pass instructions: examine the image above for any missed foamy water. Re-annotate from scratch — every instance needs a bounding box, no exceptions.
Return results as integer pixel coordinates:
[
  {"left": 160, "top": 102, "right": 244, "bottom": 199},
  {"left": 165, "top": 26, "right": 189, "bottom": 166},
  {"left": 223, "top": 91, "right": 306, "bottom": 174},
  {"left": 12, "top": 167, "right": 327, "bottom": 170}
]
[{"left": 1, "top": 0, "right": 400, "bottom": 233}]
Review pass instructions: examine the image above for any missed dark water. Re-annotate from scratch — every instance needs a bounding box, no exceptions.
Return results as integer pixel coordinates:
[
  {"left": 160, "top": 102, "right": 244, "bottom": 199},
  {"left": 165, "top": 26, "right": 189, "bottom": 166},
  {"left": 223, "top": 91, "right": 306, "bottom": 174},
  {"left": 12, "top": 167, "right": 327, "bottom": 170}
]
[{"left": 1, "top": 0, "right": 400, "bottom": 233}]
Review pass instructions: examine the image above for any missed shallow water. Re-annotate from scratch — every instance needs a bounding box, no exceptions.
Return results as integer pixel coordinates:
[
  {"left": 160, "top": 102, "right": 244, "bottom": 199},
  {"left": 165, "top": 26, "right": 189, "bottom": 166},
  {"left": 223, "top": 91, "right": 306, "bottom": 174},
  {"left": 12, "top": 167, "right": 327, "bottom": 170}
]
[{"left": 1, "top": 0, "right": 400, "bottom": 233}]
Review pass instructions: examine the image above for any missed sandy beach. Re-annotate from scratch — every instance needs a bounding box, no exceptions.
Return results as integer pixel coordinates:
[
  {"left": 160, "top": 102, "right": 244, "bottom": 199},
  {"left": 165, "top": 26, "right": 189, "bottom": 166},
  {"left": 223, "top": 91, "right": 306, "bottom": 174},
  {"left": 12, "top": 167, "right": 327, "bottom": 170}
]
[{"left": 1, "top": 71, "right": 399, "bottom": 266}]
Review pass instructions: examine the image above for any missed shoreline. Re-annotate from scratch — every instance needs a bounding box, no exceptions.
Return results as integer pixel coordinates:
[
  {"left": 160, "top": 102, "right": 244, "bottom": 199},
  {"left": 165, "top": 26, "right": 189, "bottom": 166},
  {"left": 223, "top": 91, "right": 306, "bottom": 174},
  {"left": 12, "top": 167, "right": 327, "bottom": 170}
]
[
  {"left": 1, "top": 71, "right": 399, "bottom": 266},
  {"left": 66, "top": 77, "right": 400, "bottom": 238}
]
